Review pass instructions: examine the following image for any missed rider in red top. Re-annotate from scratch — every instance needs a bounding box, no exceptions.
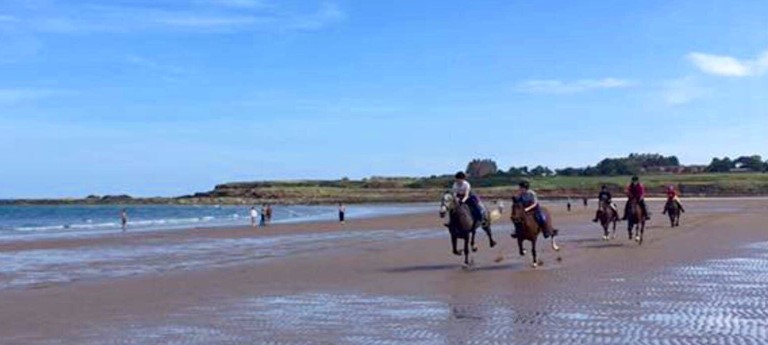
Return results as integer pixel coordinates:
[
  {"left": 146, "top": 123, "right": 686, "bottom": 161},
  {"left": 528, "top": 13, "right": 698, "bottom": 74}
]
[
  {"left": 622, "top": 175, "right": 651, "bottom": 220},
  {"left": 663, "top": 185, "right": 685, "bottom": 214}
]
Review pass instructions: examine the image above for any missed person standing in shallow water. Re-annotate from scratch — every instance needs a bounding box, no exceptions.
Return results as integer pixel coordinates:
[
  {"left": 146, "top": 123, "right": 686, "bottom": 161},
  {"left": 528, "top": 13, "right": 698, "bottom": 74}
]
[
  {"left": 120, "top": 208, "right": 128, "bottom": 232},
  {"left": 338, "top": 203, "right": 346, "bottom": 224},
  {"left": 260, "top": 204, "right": 267, "bottom": 227},
  {"left": 265, "top": 204, "right": 273, "bottom": 225},
  {"left": 250, "top": 206, "right": 259, "bottom": 228}
]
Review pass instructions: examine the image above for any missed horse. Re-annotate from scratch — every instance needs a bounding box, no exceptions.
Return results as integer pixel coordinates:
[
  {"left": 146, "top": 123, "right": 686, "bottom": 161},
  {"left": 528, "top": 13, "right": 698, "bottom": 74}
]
[
  {"left": 510, "top": 197, "right": 560, "bottom": 268},
  {"left": 597, "top": 201, "right": 619, "bottom": 240},
  {"left": 439, "top": 192, "right": 498, "bottom": 267},
  {"left": 664, "top": 199, "right": 681, "bottom": 227},
  {"left": 625, "top": 198, "right": 646, "bottom": 244}
]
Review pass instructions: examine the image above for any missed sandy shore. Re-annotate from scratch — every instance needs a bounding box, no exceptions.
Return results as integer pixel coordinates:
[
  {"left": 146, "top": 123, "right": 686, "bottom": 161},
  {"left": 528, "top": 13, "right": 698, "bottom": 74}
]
[{"left": 1, "top": 199, "right": 768, "bottom": 344}]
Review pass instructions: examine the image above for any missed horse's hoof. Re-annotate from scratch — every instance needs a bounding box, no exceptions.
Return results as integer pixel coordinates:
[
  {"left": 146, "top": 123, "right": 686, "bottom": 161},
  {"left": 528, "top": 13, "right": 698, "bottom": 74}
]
[
  {"left": 634, "top": 236, "right": 640, "bottom": 242},
  {"left": 602, "top": 235, "right": 608, "bottom": 241},
  {"left": 472, "top": 246, "right": 479, "bottom": 252},
  {"left": 490, "top": 240, "right": 497, "bottom": 248},
  {"left": 531, "top": 262, "right": 539, "bottom": 268},
  {"left": 519, "top": 250, "right": 527, "bottom": 256},
  {"left": 552, "top": 244, "right": 561, "bottom": 252},
  {"left": 452, "top": 250, "right": 462, "bottom": 256}
]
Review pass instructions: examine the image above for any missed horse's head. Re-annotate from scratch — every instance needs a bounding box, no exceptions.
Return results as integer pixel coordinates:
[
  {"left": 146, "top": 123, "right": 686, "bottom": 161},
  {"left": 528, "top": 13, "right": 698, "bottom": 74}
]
[
  {"left": 510, "top": 196, "right": 525, "bottom": 223},
  {"left": 439, "top": 191, "right": 455, "bottom": 218}
]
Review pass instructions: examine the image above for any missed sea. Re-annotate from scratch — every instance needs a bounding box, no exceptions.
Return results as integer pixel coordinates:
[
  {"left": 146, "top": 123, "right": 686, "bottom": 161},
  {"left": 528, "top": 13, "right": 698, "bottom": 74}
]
[{"left": 0, "top": 203, "right": 434, "bottom": 240}]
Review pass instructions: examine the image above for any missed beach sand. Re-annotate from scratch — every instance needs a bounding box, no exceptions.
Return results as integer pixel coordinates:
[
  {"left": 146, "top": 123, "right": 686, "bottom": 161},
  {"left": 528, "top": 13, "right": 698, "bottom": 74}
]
[{"left": 1, "top": 199, "right": 768, "bottom": 344}]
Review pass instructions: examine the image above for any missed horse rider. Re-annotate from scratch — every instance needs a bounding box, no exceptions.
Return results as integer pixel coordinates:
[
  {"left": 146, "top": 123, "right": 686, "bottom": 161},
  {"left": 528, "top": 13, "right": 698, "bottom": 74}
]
[
  {"left": 592, "top": 185, "right": 619, "bottom": 222},
  {"left": 512, "top": 180, "right": 553, "bottom": 238},
  {"left": 452, "top": 172, "right": 486, "bottom": 226},
  {"left": 622, "top": 175, "right": 651, "bottom": 221},
  {"left": 662, "top": 185, "right": 685, "bottom": 214}
]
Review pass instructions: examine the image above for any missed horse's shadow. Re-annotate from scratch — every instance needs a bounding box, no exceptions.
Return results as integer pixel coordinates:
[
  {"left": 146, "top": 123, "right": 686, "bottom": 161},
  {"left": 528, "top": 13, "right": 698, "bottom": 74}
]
[{"left": 382, "top": 262, "right": 523, "bottom": 273}]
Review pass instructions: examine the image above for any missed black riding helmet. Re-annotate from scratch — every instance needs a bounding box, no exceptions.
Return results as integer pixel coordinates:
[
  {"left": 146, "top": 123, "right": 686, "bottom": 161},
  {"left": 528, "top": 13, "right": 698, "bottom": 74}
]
[
  {"left": 601, "top": 185, "right": 607, "bottom": 190},
  {"left": 455, "top": 171, "right": 467, "bottom": 179},
  {"left": 631, "top": 175, "right": 639, "bottom": 182},
  {"left": 518, "top": 180, "right": 530, "bottom": 189}
]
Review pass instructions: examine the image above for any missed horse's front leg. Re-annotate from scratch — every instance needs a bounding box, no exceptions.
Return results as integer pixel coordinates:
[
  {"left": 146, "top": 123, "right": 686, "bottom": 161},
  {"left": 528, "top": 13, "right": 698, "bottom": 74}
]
[
  {"left": 550, "top": 234, "right": 560, "bottom": 251},
  {"left": 517, "top": 237, "right": 525, "bottom": 256},
  {"left": 531, "top": 238, "right": 539, "bottom": 268},
  {"left": 470, "top": 229, "right": 478, "bottom": 252},
  {"left": 451, "top": 233, "right": 461, "bottom": 256},
  {"left": 482, "top": 224, "right": 496, "bottom": 248},
  {"left": 463, "top": 237, "right": 471, "bottom": 267}
]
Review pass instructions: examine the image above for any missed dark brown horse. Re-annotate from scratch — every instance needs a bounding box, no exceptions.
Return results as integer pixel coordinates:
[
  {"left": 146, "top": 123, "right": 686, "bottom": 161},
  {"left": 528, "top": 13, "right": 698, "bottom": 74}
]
[
  {"left": 439, "top": 192, "right": 497, "bottom": 267},
  {"left": 510, "top": 197, "right": 560, "bottom": 268},
  {"left": 597, "top": 201, "right": 619, "bottom": 240},
  {"left": 664, "top": 199, "right": 681, "bottom": 227},
  {"left": 626, "top": 198, "right": 646, "bottom": 244}
]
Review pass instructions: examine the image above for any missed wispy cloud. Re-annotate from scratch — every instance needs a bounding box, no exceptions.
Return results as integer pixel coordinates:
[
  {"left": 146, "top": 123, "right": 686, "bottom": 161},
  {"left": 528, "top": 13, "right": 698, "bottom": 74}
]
[
  {"left": 660, "top": 77, "right": 709, "bottom": 106},
  {"left": 0, "top": 88, "right": 64, "bottom": 106},
  {"left": 126, "top": 55, "right": 189, "bottom": 82},
  {"left": 515, "top": 78, "right": 632, "bottom": 94},
  {"left": 687, "top": 50, "right": 768, "bottom": 77},
  {"left": 1, "top": 1, "right": 345, "bottom": 34}
]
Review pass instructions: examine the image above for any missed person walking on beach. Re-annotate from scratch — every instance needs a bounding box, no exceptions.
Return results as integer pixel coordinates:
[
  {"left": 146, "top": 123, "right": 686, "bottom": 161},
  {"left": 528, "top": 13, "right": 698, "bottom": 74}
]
[
  {"left": 338, "top": 203, "right": 346, "bottom": 224},
  {"left": 120, "top": 208, "right": 128, "bottom": 232},
  {"left": 567, "top": 197, "right": 572, "bottom": 212},
  {"left": 250, "top": 206, "right": 259, "bottom": 228}
]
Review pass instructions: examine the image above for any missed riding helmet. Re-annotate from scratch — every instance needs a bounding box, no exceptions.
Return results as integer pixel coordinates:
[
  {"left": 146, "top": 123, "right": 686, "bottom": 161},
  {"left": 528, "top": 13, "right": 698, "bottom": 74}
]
[
  {"left": 518, "top": 180, "right": 530, "bottom": 189},
  {"left": 455, "top": 171, "right": 467, "bottom": 179},
  {"left": 631, "top": 175, "right": 639, "bottom": 181}
]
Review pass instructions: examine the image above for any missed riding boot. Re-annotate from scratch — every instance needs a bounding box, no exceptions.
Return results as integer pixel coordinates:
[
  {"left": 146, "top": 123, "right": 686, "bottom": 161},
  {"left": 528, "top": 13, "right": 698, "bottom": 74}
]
[{"left": 592, "top": 210, "right": 599, "bottom": 222}]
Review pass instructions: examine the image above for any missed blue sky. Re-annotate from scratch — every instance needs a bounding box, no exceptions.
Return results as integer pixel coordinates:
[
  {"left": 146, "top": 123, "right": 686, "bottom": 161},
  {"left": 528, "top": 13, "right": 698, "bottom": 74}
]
[{"left": 1, "top": 0, "right": 766, "bottom": 198}]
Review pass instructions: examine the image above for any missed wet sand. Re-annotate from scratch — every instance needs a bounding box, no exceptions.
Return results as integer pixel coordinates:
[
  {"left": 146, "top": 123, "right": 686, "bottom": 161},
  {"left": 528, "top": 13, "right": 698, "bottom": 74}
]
[{"left": 1, "top": 199, "right": 768, "bottom": 344}]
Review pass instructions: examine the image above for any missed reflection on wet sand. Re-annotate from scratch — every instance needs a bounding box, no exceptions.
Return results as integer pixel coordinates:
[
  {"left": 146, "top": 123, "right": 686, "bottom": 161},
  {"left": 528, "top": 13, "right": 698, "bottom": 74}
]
[{"left": 43, "top": 241, "right": 768, "bottom": 345}]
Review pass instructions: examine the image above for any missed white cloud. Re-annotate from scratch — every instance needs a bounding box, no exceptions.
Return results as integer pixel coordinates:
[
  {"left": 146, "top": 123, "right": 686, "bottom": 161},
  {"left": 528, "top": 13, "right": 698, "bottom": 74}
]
[
  {"left": 515, "top": 78, "right": 632, "bottom": 94},
  {"left": 687, "top": 50, "right": 768, "bottom": 77},
  {"left": 661, "top": 77, "right": 709, "bottom": 105}
]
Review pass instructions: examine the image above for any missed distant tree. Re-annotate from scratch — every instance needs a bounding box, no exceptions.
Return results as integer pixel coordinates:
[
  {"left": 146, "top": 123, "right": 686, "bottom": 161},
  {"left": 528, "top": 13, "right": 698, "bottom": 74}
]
[
  {"left": 530, "top": 165, "right": 553, "bottom": 176},
  {"left": 507, "top": 166, "right": 529, "bottom": 176},
  {"left": 734, "top": 155, "right": 764, "bottom": 171},
  {"left": 706, "top": 157, "right": 735, "bottom": 173},
  {"left": 466, "top": 159, "right": 498, "bottom": 178}
]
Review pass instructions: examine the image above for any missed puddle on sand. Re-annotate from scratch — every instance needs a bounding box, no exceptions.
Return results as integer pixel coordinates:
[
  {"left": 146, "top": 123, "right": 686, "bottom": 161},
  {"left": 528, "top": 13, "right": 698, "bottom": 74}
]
[{"left": 0, "top": 229, "right": 443, "bottom": 290}]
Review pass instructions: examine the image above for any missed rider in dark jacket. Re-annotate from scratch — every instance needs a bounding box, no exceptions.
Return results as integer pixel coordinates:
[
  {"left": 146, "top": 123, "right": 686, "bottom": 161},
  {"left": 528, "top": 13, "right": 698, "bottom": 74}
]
[
  {"left": 512, "top": 181, "right": 554, "bottom": 238},
  {"left": 592, "top": 185, "right": 618, "bottom": 222}
]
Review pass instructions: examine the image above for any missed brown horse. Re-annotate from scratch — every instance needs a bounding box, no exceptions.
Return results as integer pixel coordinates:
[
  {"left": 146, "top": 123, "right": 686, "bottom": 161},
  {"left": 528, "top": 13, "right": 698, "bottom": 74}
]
[
  {"left": 597, "top": 201, "right": 619, "bottom": 240},
  {"left": 664, "top": 199, "right": 681, "bottom": 227},
  {"left": 510, "top": 197, "right": 560, "bottom": 268},
  {"left": 626, "top": 198, "right": 646, "bottom": 244}
]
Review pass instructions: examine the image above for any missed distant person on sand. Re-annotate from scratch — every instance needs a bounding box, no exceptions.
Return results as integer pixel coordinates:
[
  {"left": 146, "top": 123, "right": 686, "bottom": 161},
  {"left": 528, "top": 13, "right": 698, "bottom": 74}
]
[
  {"left": 260, "top": 204, "right": 267, "bottom": 227},
  {"left": 250, "top": 206, "right": 259, "bottom": 228},
  {"left": 567, "top": 197, "right": 572, "bottom": 212},
  {"left": 583, "top": 197, "right": 588, "bottom": 208},
  {"left": 120, "top": 208, "right": 128, "bottom": 232},
  {"left": 338, "top": 203, "right": 346, "bottom": 224},
  {"left": 265, "top": 204, "right": 273, "bottom": 224}
]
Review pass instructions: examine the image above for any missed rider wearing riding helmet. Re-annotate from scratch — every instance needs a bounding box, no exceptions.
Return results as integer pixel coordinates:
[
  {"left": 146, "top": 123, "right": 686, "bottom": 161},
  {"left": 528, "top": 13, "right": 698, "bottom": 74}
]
[
  {"left": 452, "top": 172, "right": 485, "bottom": 225},
  {"left": 623, "top": 175, "right": 651, "bottom": 221},
  {"left": 513, "top": 180, "right": 553, "bottom": 238},
  {"left": 663, "top": 185, "right": 685, "bottom": 214},
  {"left": 592, "top": 185, "right": 618, "bottom": 222}
]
